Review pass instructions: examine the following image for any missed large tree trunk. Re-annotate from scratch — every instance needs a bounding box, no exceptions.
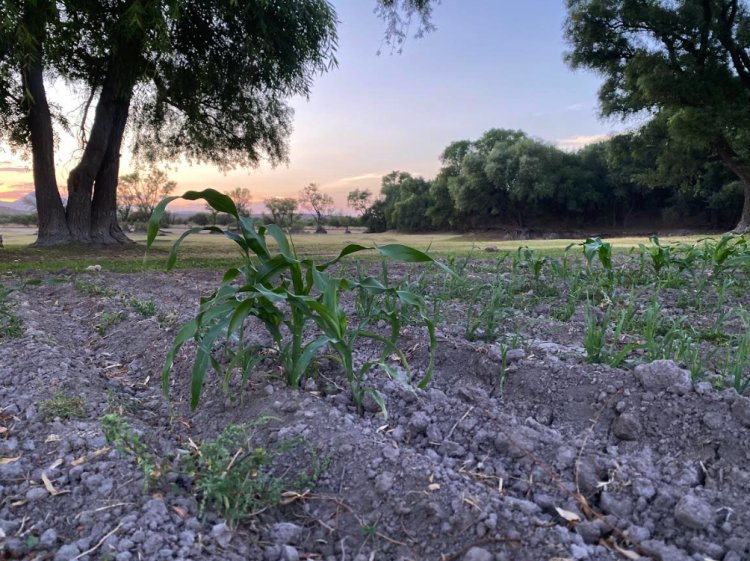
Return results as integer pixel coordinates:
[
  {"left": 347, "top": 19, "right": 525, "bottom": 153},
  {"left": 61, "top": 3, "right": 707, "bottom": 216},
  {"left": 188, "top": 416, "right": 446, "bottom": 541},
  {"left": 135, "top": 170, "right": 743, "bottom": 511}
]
[
  {"left": 21, "top": 2, "right": 71, "bottom": 246},
  {"left": 66, "top": 74, "right": 119, "bottom": 243},
  {"left": 23, "top": 59, "right": 71, "bottom": 246},
  {"left": 716, "top": 139, "right": 750, "bottom": 233},
  {"left": 91, "top": 97, "right": 133, "bottom": 244}
]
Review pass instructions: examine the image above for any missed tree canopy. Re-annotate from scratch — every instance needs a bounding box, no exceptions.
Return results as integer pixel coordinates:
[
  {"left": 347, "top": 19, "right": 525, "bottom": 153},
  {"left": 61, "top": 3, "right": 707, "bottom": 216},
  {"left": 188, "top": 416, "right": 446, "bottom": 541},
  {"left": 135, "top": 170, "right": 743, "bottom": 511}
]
[
  {"left": 564, "top": 0, "right": 750, "bottom": 231},
  {"left": 0, "top": 0, "right": 441, "bottom": 246},
  {"left": 299, "top": 183, "right": 334, "bottom": 233},
  {"left": 369, "top": 126, "right": 741, "bottom": 233}
]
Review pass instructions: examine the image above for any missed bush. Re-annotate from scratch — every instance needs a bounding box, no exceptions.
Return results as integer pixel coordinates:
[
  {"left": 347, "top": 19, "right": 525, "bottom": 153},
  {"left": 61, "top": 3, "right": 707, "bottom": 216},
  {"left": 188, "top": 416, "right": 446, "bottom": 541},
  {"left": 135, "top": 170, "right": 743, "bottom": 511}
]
[{"left": 188, "top": 212, "right": 211, "bottom": 226}]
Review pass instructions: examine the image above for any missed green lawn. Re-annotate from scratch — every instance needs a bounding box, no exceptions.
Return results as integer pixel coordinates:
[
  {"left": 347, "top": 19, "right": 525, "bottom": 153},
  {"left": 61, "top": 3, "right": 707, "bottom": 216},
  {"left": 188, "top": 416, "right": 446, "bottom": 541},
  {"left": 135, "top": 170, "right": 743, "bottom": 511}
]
[{"left": 0, "top": 225, "right": 720, "bottom": 274}]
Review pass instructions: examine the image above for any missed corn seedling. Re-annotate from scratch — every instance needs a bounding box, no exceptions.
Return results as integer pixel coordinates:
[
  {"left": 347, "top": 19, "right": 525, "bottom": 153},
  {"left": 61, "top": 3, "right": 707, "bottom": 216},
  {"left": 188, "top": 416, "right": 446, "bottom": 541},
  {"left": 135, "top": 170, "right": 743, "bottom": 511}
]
[
  {"left": 638, "top": 235, "right": 672, "bottom": 278},
  {"left": 148, "top": 189, "right": 453, "bottom": 414}
]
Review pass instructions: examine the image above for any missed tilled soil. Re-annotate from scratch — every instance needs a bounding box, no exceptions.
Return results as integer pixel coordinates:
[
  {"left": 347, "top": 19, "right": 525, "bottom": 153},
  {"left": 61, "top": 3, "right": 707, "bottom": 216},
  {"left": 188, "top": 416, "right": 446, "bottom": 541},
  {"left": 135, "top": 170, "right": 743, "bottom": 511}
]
[{"left": 1, "top": 270, "right": 750, "bottom": 561}]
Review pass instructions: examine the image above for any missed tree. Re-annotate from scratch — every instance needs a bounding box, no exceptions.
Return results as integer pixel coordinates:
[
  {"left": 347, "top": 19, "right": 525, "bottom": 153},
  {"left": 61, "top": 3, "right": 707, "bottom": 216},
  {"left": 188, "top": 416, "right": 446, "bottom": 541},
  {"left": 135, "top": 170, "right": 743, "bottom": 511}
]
[
  {"left": 299, "top": 183, "right": 334, "bottom": 233},
  {"left": 347, "top": 188, "right": 372, "bottom": 216},
  {"left": 346, "top": 188, "right": 372, "bottom": 233},
  {"left": 565, "top": 0, "right": 750, "bottom": 231},
  {"left": 0, "top": 0, "right": 338, "bottom": 245},
  {"left": 226, "top": 188, "right": 252, "bottom": 217},
  {"left": 0, "top": 0, "right": 439, "bottom": 247},
  {"left": 362, "top": 200, "right": 388, "bottom": 233},
  {"left": 264, "top": 198, "right": 298, "bottom": 230},
  {"left": 378, "top": 171, "right": 432, "bottom": 231},
  {"left": 118, "top": 168, "right": 176, "bottom": 221}
]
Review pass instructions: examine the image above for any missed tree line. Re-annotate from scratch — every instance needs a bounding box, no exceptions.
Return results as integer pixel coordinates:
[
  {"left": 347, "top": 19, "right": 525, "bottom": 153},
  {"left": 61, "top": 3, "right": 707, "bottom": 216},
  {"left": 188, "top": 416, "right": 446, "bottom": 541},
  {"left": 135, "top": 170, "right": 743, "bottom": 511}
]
[{"left": 364, "top": 126, "right": 742, "bottom": 233}]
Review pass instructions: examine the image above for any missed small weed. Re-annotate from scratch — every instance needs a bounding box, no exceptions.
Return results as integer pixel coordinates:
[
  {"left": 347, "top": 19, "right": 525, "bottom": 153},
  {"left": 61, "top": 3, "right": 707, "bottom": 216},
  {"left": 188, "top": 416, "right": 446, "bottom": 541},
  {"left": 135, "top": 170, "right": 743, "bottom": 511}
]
[
  {"left": 124, "top": 297, "right": 157, "bottom": 318},
  {"left": 40, "top": 390, "right": 86, "bottom": 419},
  {"left": 0, "top": 284, "right": 23, "bottom": 340},
  {"left": 360, "top": 525, "right": 378, "bottom": 539},
  {"left": 185, "top": 421, "right": 327, "bottom": 527},
  {"left": 101, "top": 413, "right": 161, "bottom": 488},
  {"left": 95, "top": 311, "right": 126, "bottom": 336},
  {"left": 75, "top": 278, "right": 116, "bottom": 297},
  {"left": 106, "top": 390, "right": 144, "bottom": 415}
]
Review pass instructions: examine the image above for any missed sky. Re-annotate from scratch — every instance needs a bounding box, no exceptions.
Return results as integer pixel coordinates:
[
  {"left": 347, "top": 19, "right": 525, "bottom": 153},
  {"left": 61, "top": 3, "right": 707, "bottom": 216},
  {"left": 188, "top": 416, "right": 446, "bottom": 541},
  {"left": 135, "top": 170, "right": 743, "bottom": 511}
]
[{"left": 0, "top": 0, "right": 628, "bottom": 211}]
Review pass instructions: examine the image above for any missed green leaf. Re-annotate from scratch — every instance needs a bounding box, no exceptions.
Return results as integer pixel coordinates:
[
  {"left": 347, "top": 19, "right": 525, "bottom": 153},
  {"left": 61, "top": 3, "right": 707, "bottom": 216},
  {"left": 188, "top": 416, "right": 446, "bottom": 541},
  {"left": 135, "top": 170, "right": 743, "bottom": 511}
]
[
  {"left": 165, "top": 226, "right": 224, "bottom": 270},
  {"left": 180, "top": 188, "right": 239, "bottom": 217},
  {"left": 290, "top": 336, "right": 330, "bottom": 387},
  {"left": 365, "top": 388, "right": 388, "bottom": 420},
  {"left": 147, "top": 195, "right": 180, "bottom": 247},
  {"left": 376, "top": 244, "right": 456, "bottom": 276},
  {"left": 162, "top": 318, "right": 199, "bottom": 395}
]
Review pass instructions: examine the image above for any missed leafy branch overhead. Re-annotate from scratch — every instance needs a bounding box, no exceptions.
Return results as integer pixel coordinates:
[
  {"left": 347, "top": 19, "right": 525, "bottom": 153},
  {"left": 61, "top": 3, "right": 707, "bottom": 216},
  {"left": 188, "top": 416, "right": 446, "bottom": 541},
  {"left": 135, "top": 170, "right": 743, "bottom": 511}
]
[
  {"left": 564, "top": 0, "right": 750, "bottom": 232},
  {"left": 0, "top": 0, "right": 440, "bottom": 246}
]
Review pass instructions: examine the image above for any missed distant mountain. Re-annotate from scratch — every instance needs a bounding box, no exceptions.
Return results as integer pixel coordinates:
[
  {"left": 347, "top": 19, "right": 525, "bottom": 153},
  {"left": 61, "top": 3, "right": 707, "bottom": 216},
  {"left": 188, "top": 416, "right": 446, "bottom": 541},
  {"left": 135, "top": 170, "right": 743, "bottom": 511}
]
[{"left": 0, "top": 203, "right": 25, "bottom": 216}]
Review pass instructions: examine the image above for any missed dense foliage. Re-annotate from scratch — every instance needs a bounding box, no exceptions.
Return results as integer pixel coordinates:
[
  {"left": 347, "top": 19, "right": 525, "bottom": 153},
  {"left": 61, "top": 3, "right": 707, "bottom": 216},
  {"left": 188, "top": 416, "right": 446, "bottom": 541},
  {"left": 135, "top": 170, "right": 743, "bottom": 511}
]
[
  {"left": 564, "top": 0, "right": 750, "bottom": 231},
  {"left": 367, "top": 128, "right": 742, "bottom": 233}
]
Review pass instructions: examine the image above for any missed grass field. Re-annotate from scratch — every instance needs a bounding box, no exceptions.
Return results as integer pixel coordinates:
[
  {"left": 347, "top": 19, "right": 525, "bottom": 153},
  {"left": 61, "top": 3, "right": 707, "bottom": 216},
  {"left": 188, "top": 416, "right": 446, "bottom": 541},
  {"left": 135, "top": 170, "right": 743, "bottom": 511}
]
[{"left": 0, "top": 225, "right": 717, "bottom": 273}]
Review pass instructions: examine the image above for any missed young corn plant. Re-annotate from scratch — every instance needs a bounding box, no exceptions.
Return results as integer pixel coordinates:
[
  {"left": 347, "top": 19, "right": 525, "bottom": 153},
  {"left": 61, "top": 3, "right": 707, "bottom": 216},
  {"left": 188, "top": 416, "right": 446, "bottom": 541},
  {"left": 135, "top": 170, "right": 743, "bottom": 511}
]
[
  {"left": 638, "top": 235, "right": 672, "bottom": 278},
  {"left": 579, "top": 237, "right": 614, "bottom": 290},
  {"left": 148, "top": 189, "right": 452, "bottom": 414}
]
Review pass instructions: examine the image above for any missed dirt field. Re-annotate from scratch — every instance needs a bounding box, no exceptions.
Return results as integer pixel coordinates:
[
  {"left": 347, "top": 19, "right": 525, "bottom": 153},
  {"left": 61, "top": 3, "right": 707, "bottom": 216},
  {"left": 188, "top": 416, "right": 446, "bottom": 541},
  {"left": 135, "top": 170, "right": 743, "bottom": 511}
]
[{"left": 2, "top": 241, "right": 750, "bottom": 561}]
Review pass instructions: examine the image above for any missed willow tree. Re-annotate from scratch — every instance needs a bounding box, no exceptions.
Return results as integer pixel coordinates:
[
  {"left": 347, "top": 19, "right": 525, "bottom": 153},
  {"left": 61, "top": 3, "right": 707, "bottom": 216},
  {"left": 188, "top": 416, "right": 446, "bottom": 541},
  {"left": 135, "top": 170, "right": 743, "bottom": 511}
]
[
  {"left": 0, "top": 0, "right": 438, "bottom": 246},
  {"left": 565, "top": 0, "right": 750, "bottom": 231}
]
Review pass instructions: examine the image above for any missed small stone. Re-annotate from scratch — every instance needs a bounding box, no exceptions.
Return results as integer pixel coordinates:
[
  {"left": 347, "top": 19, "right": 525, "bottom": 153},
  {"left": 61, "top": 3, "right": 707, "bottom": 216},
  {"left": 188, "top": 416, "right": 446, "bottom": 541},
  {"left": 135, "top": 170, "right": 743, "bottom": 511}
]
[
  {"left": 40, "top": 528, "right": 58, "bottom": 548},
  {"left": 179, "top": 530, "right": 195, "bottom": 547},
  {"left": 463, "top": 546, "right": 494, "bottom": 561},
  {"left": 3, "top": 538, "right": 27, "bottom": 557},
  {"left": 375, "top": 472, "right": 394, "bottom": 494},
  {"left": 54, "top": 544, "right": 81, "bottom": 561},
  {"left": 440, "top": 441, "right": 467, "bottom": 458},
  {"left": 702, "top": 411, "right": 725, "bottom": 430},
  {"left": 269, "top": 522, "right": 304, "bottom": 545},
  {"left": 634, "top": 360, "right": 691, "bottom": 393},
  {"left": 576, "top": 458, "right": 603, "bottom": 495},
  {"left": 382, "top": 446, "right": 400, "bottom": 461},
  {"left": 211, "top": 522, "right": 233, "bottom": 548},
  {"left": 730, "top": 396, "right": 750, "bottom": 427},
  {"left": 613, "top": 411, "right": 641, "bottom": 441},
  {"left": 674, "top": 494, "right": 714, "bottom": 530},
  {"left": 570, "top": 544, "right": 590, "bottom": 559},
  {"left": 599, "top": 491, "right": 633, "bottom": 518},
  {"left": 25, "top": 487, "right": 49, "bottom": 502},
  {"left": 143, "top": 498, "right": 169, "bottom": 518},
  {"left": 264, "top": 545, "right": 282, "bottom": 561},
  {"left": 632, "top": 478, "right": 656, "bottom": 500},
  {"left": 408, "top": 411, "right": 430, "bottom": 433},
  {"left": 576, "top": 521, "right": 602, "bottom": 545},
  {"left": 280, "top": 545, "right": 300, "bottom": 561}
]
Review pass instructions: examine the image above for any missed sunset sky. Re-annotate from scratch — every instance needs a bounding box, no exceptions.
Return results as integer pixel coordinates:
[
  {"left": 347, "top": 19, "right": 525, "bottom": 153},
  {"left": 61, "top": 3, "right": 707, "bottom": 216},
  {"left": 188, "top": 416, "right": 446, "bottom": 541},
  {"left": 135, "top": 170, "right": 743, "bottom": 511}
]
[{"left": 0, "top": 0, "right": 628, "bottom": 211}]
